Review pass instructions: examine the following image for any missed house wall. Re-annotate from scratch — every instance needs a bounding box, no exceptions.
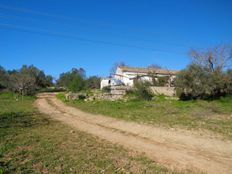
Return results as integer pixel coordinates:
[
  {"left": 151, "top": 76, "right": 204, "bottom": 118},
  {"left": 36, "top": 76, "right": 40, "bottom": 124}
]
[
  {"left": 114, "top": 67, "right": 177, "bottom": 87},
  {"left": 115, "top": 67, "right": 154, "bottom": 86},
  {"left": 100, "top": 79, "right": 111, "bottom": 89},
  {"left": 100, "top": 78, "right": 123, "bottom": 89}
]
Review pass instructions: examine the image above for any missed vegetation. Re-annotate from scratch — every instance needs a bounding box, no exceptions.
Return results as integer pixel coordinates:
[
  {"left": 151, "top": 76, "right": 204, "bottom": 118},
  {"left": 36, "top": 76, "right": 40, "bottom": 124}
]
[
  {"left": 153, "top": 76, "right": 170, "bottom": 87},
  {"left": 131, "top": 81, "right": 153, "bottom": 100},
  {"left": 56, "top": 68, "right": 101, "bottom": 92},
  {"left": 0, "top": 65, "right": 53, "bottom": 95},
  {"left": 1, "top": 92, "right": 177, "bottom": 173},
  {"left": 102, "top": 86, "right": 111, "bottom": 93},
  {"left": 86, "top": 76, "right": 101, "bottom": 89},
  {"left": 59, "top": 93, "right": 232, "bottom": 138},
  {"left": 175, "top": 46, "right": 232, "bottom": 100},
  {"left": 0, "top": 65, "right": 101, "bottom": 95}
]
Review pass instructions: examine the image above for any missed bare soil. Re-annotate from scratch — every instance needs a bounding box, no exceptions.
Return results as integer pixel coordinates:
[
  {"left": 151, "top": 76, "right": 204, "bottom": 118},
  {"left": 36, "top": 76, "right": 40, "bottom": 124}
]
[{"left": 35, "top": 93, "right": 232, "bottom": 174}]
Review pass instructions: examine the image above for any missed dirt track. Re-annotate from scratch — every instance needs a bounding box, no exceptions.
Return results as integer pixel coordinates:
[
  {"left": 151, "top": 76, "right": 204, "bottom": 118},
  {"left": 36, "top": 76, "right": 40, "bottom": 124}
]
[{"left": 35, "top": 93, "right": 232, "bottom": 174}]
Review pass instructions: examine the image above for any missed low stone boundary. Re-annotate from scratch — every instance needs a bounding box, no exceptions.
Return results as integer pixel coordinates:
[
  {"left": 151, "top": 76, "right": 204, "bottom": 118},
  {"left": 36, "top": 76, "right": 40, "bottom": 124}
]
[{"left": 150, "top": 86, "right": 176, "bottom": 96}]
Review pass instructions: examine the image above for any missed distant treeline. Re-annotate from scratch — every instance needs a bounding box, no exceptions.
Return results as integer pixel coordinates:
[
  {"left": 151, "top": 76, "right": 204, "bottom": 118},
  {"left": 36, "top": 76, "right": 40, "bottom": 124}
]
[
  {"left": 0, "top": 65, "right": 101, "bottom": 95},
  {"left": 1, "top": 45, "right": 231, "bottom": 100},
  {"left": 0, "top": 65, "right": 53, "bottom": 95}
]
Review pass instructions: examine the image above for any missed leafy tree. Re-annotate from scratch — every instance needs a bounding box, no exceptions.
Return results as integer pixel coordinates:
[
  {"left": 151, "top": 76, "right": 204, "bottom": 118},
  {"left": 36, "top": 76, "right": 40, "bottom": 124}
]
[
  {"left": 45, "top": 75, "right": 53, "bottom": 87},
  {"left": 176, "top": 46, "right": 232, "bottom": 100},
  {"left": 20, "top": 65, "right": 53, "bottom": 89},
  {"left": 175, "top": 64, "right": 211, "bottom": 99},
  {"left": 10, "top": 72, "right": 37, "bottom": 95},
  {"left": 68, "top": 74, "right": 86, "bottom": 92},
  {"left": 0, "top": 66, "right": 9, "bottom": 90},
  {"left": 57, "top": 68, "right": 86, "bottom": 92},
  {"left": 86, "top": 76, "right": 101, "bottom": 89},
  {"left": 0, "top": 65, "right": 53, "bottom": 95},
  {"left": 225, "top": 70, "right": 232, "bottom": 94}
]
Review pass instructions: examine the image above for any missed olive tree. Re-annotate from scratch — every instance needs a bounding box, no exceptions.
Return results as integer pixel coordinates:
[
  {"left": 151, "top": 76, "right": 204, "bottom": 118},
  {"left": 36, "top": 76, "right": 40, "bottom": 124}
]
[
  {"left": 10, "top": 72, "right": 37, "bottom": 95},
  {"left": 57, "top": 68, "right": 86, "bottom": 92},
  {"left": 176, "top": 45, "right": 232, "bottom": 100},
  {"left": 190, "top": 45, "right": 232, "bottom": 71}
]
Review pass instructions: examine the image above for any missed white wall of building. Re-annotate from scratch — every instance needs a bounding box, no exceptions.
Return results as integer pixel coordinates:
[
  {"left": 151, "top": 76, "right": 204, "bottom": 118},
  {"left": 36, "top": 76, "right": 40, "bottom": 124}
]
[
  {"left": 100, "top": 78, "right": 124, "bottom": 89},
  {"left": 100, "top": 79, "right": 111, "bottom": 89},
  {"left": 114, "top": 67, "right": 153, "bottom": 86},
  {"left": 104, "top": 67, "right": 177, "bottom": 88}
]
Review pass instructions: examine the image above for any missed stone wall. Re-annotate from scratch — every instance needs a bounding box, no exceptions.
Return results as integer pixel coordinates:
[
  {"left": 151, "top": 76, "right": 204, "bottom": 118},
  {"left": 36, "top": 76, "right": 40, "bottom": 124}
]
[
  {"left": 107, "top": 86, "right": 132, "bottom": 100},
  {"left": 150, "top": 86, "right": 176, "bottom": 96},
  {"left": 65, "top": 86, "right": 176, "bottom": 102},
  {"left": 110, "top": 86, "right": 131, "bottom": 95},
  {"left": 65, "top": 86, "right": 132, "bottom": 101}
]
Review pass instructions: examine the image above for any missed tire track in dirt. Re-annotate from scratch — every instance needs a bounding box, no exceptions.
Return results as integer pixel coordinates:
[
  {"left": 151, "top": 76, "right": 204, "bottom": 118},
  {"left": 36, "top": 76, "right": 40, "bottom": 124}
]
[{"left": 35, "top": 93, "right": 232, "bottom": 174}]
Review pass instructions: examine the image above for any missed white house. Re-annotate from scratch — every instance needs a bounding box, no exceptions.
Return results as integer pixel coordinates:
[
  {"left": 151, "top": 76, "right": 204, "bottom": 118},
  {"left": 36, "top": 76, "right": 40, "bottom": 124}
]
[
  {"left": 114, "top": 66, "right": 179, "bottom": 86},
  {"left": 100, "top": 77, "right": 123, "bottom": 89},
  {"left": 100, "top": 66, "right": 179, "bottom": 89}
]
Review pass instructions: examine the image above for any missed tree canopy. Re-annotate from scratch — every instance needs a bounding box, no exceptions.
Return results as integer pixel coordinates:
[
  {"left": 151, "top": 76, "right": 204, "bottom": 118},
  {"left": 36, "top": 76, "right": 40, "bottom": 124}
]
[
  {"left": 0, "top": 65, "right": 53, "bottom": 95},
  {"left": 175, "top": 46, "right": 232, "bottom": 100}
]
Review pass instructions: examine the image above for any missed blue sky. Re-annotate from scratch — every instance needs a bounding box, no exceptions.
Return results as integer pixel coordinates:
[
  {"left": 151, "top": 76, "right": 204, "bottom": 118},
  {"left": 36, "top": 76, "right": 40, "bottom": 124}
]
[{"left": 0, "top": 0, "right": 232, "bottom": 78}]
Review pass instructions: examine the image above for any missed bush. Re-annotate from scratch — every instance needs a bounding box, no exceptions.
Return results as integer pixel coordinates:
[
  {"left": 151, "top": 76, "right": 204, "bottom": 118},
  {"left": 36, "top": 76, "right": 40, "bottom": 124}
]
[
  {"left": 175, "top": 64, "right": 232, "bottom": 100},
  {"left": 78, "top": 94, "right": 86, "bottom": 100},
  {"left": 153, "top": 76, "right": 169, "bottom": 87},
  {"left": 133, "top": 81, "right": 153, "bottom": 101},
  {"left": 226, "top": 70, "right": 232, "bottom": 93},
  {"left": 56, "top": 93, "right": 66, "bottom": 102},
  {"left": 102, "top": 86, "right": 111, "bottom": 93}
]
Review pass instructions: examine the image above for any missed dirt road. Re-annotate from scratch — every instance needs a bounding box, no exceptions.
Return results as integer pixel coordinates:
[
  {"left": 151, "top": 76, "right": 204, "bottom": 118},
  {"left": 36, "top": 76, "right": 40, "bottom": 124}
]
[{"left": 35, "top": 93, "right": 232, "bottom": 174}]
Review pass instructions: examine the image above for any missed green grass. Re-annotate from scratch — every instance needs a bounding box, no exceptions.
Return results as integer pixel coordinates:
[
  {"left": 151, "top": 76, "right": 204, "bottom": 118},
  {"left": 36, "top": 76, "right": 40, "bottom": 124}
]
[
  {"left": 59, "top": 93, "right": 232, "bottom": 138},
  {"left": 0, "top": 92, "right": 180, "bottom": 174}
]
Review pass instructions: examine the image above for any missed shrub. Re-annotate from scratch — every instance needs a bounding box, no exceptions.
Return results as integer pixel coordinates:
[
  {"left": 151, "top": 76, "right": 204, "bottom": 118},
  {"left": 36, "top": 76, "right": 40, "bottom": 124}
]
[
  {"left": 56, "top": 93, "right": 66, "bottom": 102},
  {"left": 68, "top": 75, "right": 86, "bottom": 92},
  {"left": 102, "top": 86, "right": 111, "bottom": 93},
  {"left": 78, "top": 94, "right": 86, "bottom": 100},
  {"left": 153, "top": 76, "right": 170, "bottom": 86},
  {"left": 226, "top": 70, "right": 232, "bottom": 94},
  {"left": 176, "top": 45, "right": 232, "bottom": 100},
  {"left": 175, "top": 64, "right": 232, "bottom": 100},
  {"left": 133, "top": 81, "right": 153, "bottom": 101}
]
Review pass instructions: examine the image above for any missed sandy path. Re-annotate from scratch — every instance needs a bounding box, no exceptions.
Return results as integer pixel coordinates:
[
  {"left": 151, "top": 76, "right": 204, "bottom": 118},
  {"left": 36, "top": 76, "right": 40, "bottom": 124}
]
[{"left": 35, "top": 93, "right": 232, "bottom": 174}]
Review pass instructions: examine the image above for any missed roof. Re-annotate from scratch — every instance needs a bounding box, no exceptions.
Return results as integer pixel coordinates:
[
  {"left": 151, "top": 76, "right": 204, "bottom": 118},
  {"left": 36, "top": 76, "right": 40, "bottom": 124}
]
[{"left": 118, "top": 66, "right": 179, "bottom": 75}]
